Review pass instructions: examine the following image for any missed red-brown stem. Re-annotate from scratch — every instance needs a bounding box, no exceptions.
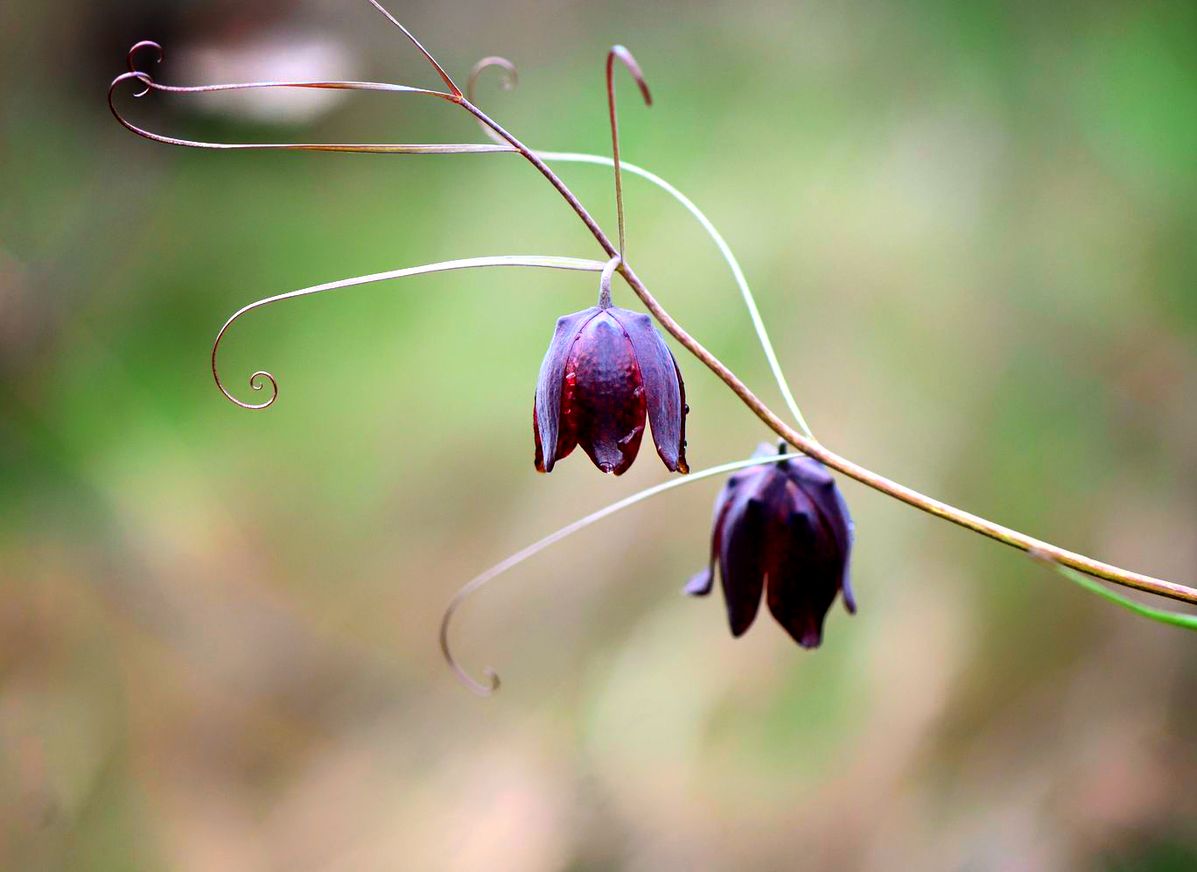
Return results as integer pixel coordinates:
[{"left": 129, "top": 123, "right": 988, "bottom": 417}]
[
  {"left": 457, "top": 97, "right": 1197, "bottom": 606},
  {"left": 607, "top": 46, "right": 652, "bottom": 257}
]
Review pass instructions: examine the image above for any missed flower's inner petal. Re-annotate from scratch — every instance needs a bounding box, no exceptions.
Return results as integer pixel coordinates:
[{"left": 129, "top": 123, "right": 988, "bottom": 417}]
[
  {"left": 563, "top": 313, "right": 647, "bottom": 475},
  {"left": 788, "top": 460, "right": 856, "bottom": 614},
  {"left": 607, "top": 308, "right": 687, "bottom": 473},
  {"left": 765, "top": 488, "right": 843, "bottom": 648}
]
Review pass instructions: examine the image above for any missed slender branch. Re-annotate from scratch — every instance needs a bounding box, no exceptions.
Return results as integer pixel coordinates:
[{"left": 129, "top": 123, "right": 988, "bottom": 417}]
[
  {"left": 453, "top": 96, "right": 1196, "bottom": 607},
  {"left": 212, "top": 256, "right": 607, "bottom": 409},
  {"left": 364, "top": 0, "right": 462, "bottom": 96}
]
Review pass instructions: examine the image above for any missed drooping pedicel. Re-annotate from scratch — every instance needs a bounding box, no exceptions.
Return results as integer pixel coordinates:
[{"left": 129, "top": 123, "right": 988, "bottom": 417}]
[{"left": 687, "top": 443, "right": 855, "bottom": 647}]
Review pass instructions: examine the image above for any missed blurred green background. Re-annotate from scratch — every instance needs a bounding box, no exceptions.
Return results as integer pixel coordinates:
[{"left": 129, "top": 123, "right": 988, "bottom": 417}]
[{"left": 2, "top": 0, "right": 1196, "bottom": 869}]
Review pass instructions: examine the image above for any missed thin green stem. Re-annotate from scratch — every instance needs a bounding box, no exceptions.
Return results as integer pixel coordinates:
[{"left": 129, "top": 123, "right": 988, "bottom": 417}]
[
  {"left": 441, "top": 452, "right": 802, "bottom": 695},
  {"left": 1035, "top": 554, "right": 1197, "bottom": 631}
]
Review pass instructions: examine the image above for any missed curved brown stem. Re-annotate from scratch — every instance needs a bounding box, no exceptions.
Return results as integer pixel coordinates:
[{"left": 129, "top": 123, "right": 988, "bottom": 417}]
[
  {"left": 453, "top": 101, "right": 1196, "bottom": 606},
  {"left": 365, "top": 0, "right": 462, "bottom": 96}
]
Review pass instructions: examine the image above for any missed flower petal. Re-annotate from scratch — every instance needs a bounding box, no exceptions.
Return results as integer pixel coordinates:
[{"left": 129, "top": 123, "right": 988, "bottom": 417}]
[
  {"left": 765, "top": 504, "right": 840, "bottom": 648},
  {"left": 684, "top": 569, "right": 714, "bottom": 597},
  {"left": 719, "top": 487, "right": 769, "bottom": 636},
  {"left": 607, "top": 308, "right": 687, "bottom": 473},
  {"left": 684, "top": 477, "right": 739, "bottom": 598},
  {"left": 787, "top": 457, "right": 856, "bottom": 613},
  {"left": 534, "top": 307, "right": 600, "bottom": 473},
  {"left": 567, "top": 312, "right": 647, "bottom": 475}
]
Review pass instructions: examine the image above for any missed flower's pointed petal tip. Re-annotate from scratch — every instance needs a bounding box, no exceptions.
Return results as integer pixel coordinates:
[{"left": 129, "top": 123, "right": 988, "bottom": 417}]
[
  {"left": 585, "top": 439, "right": 639, "bottom": 476},
  {"left": 607, "top": 308, "right": 686, "bottom": 473},
  {"left": 684, "top": 568, "right": 713, "bottom": 597},
  {"left": 774, "top": 616, "right": 825, "bottom": 649},
  {"left": 533, "top": 406, "right": 552, "bottom": 473},
  {"left": 842, "top": 572, "right": 858, "bottom": 614},
  {"left": 720, "top": 494, "right": 768, "bottom": 639},
  {"left": 729, "top": 618, "right": 754, "bottom": 638},
  {"left": 726, "top": 586, "right": 762, "bottom": 637},
  {"left": 797, "top": 629, "right": 823, "bottom": 649}
]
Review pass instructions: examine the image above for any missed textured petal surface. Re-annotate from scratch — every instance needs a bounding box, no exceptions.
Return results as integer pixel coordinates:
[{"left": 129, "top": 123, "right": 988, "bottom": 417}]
[
  {"left": 607, "top": 308, "right": 687, "bottom": 472},
  {"left": 565, "top": 311, "right": 646, "bottom": 475},
  {"left": 534, "top": 308, "right": 600, "bottom": 473}
]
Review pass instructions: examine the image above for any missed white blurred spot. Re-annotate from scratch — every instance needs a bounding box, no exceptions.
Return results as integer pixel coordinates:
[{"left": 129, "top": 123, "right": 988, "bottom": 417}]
[{"left": 176, "top": 34, "right": 357, "bottom": 125}]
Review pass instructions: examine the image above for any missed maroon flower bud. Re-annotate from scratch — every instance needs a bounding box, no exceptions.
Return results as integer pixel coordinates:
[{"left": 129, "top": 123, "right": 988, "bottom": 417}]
[
  {"left": 534, "top": 302, "right": 688, "bottom": 476},
  {"left": 686, "top": 444, "right": 856, "bottom": 647}
]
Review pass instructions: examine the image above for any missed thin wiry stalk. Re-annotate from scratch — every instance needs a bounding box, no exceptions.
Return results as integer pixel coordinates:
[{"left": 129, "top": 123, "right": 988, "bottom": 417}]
[
  {"left": 212, "top": 256, "right": 607, "bottom": 409},
  {"left": 467, "top": 57, "right": 518, "bottom": 146},
  {"left": 606, "top": 46, "right": 652, "bottom": 258},
  {"left": 441, "top": 451, "right": 804, "bottom": 695},
  {"left": 597, "top": 255, "right": 621, "bottom": 309},
  {"left": 108, "top": 70, "right": 507, "bottom": 155},
  {"left": 364, "top": 0, "right": 462, "bottom": 96}
]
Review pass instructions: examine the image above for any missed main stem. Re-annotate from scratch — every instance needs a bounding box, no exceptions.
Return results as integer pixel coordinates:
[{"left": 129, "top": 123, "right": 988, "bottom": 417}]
[{"left": 457, "top": 98, "right": 1196, "bottom": 606}]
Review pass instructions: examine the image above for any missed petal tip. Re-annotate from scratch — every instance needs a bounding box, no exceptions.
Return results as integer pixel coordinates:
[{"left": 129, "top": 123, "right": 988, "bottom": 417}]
[{"left": 684, "top": 569, "right": 713, "bottom": 597}]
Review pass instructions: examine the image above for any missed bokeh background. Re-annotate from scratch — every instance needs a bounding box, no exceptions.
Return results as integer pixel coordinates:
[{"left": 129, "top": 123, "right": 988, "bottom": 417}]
[{"left": 2, "top": 0, "right": 1196, "bottom": 869}]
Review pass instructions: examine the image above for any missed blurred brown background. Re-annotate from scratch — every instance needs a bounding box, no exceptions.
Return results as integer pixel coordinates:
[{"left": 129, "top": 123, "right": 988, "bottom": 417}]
[{"left": 2, "top": 0, "right": 1196, "bottom": 869}]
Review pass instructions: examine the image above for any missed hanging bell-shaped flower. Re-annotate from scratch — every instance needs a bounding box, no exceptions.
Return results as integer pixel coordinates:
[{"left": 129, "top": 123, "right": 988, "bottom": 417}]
[
  {"left": 686, "top": 444, "right": 856, "bottom": 647},
  {"left": 533, "top": 264, "right": 687, "bottom": 476}
]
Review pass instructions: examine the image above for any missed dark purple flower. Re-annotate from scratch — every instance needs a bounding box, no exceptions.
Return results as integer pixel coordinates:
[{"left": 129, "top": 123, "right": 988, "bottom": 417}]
[
  {"left": 686, "top": 444, "right": 856, "bottom": 647},
  {"left": 534, "top": 305, "right": 688, "bottom": 476}
]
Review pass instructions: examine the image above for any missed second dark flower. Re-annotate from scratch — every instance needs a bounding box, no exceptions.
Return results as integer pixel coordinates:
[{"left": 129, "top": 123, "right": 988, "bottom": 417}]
[{"left": 686, "top": 444, "right": 856, "bottom": 647}]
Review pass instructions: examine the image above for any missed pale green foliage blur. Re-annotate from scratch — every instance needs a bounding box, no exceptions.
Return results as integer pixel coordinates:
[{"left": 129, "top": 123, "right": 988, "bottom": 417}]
[{"left": 1, "top": 0, "right": 1195, "bottom": 869}]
